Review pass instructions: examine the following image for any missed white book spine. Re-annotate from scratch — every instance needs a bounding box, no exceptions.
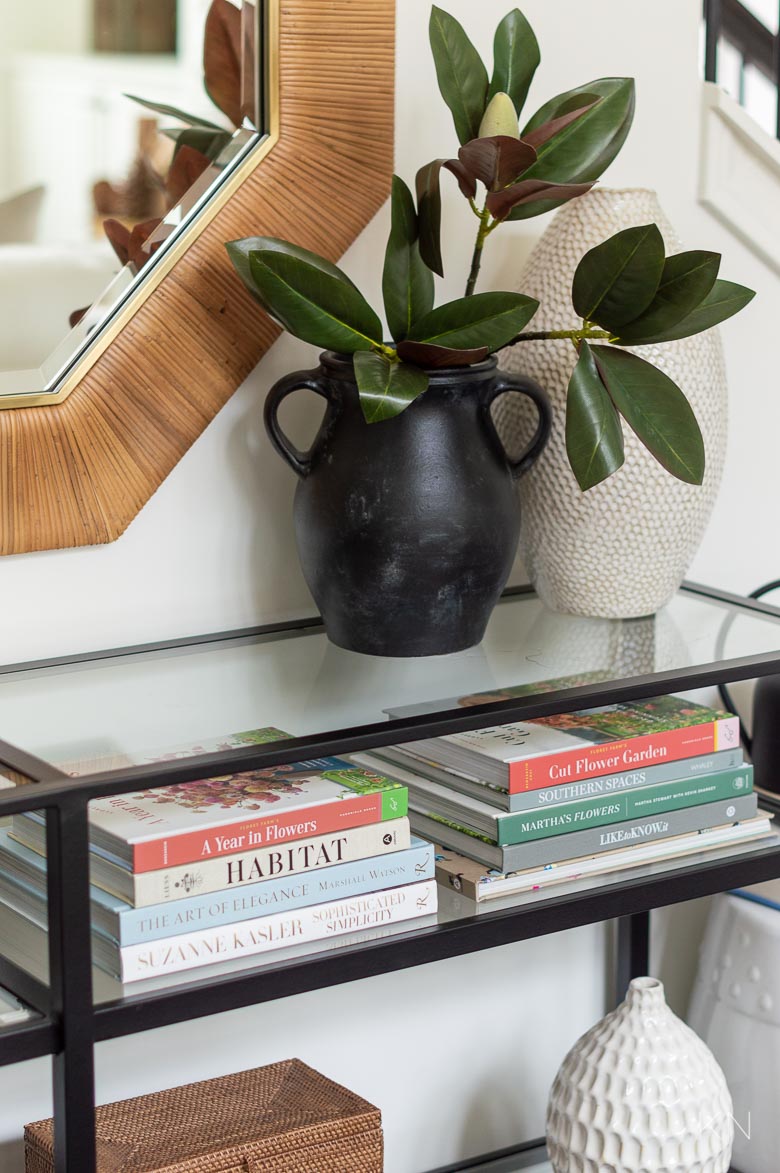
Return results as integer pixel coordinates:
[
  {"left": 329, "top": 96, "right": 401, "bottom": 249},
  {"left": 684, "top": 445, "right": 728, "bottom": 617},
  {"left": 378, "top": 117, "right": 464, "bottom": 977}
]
[
  {"left": 128, "top": 819, "right": 411, "bottom": 906},
  {"left": 118, "top": 879, "right": 437, "bottom": 981}
]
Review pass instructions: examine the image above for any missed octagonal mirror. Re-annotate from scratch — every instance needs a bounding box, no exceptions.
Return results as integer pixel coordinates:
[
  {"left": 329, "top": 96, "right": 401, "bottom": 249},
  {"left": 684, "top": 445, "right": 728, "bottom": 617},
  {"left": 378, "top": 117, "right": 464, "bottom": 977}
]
[{"left": 0, "top": 0, "right": 268, "bottom": 407}]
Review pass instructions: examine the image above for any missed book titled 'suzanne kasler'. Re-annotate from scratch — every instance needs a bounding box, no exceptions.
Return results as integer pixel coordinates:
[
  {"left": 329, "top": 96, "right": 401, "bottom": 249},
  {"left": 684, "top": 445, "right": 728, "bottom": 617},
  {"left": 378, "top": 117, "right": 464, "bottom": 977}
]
[
  {"left": 411, "top": 793, "right": 758, "bottom": 871},
  {"left": 392, "top": 696, "right": 740, "bottom": 794},
  {"left": 99, "top": 879, "right": 437, "bottom": 982},
  {"left": 12, "top": 741, "right": 407, "bottom": 873}
]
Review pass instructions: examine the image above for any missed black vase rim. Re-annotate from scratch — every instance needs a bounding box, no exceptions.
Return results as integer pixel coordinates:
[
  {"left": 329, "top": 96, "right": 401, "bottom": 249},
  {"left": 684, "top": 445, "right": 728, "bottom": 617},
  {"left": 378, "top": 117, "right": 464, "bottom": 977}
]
[{"left": 319, "top": 350, "right": 499, "bottom": 382}]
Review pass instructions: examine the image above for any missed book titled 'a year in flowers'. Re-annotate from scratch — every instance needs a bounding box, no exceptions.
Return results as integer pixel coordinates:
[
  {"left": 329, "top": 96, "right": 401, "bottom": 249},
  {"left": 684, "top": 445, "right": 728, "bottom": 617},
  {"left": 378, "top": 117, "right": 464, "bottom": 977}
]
[{"left": 14, "top": 739, "right": 408, "bottom": 872}]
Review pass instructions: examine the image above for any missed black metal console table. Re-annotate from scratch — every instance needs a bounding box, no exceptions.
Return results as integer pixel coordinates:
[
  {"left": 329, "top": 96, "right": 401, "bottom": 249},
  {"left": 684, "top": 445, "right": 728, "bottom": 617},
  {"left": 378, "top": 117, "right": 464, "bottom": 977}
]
[{"left": 0, "top": 582, "right": 778, "bottom": 1172}]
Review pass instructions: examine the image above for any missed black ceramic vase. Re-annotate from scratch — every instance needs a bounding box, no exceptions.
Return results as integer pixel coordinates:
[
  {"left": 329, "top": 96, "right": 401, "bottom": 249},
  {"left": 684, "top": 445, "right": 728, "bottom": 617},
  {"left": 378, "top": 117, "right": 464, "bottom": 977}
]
[{"left": 265, "top": 352, "right": 551, "bottom": 657}]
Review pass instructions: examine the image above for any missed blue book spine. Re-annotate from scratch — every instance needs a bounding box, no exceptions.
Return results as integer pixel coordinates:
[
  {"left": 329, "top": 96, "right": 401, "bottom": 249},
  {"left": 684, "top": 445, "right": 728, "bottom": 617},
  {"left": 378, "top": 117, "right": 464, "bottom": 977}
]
[
  {"left": 117, "top": 838, "right": 433, "bottom": 944},
  {"left": 0, "top": 830, "right": 434, "bottom": 946}
]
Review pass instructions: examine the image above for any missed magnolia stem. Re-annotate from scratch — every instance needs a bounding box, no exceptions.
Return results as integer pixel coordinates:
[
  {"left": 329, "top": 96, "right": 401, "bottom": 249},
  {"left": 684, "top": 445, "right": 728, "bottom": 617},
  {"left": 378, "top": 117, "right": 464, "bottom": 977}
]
[
  {"left": 502, "top": 328, "right": 612, "bottom": 347},
  {"left": 465, "top": 203, "right": 492, "bottom": 297}
]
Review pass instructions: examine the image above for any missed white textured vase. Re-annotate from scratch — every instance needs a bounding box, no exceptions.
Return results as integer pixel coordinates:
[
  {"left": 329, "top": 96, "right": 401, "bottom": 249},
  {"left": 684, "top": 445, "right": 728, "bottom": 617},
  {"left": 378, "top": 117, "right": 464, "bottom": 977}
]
[
  {"left": 546, "top": 977, "right": 734, "bottom": 1173},
  {"left": 497, "top": 188, "right": 728, "bottom": 619}
]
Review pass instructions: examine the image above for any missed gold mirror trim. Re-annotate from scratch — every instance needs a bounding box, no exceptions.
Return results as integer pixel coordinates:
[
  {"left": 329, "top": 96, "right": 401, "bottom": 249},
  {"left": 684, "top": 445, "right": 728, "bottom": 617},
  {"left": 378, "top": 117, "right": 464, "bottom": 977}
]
[{"left": 0, "top": 0, "right": 395, "bottom": 552}]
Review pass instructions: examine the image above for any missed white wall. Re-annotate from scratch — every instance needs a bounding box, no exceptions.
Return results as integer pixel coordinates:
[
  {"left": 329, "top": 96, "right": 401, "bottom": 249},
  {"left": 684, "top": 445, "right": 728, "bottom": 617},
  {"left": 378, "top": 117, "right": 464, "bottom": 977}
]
[
  {"left": 0, "top": 2, "right": 773, "bottom": 1169},
  {"left": 2, "top": 0, "right": 90, "bottom": 55}
]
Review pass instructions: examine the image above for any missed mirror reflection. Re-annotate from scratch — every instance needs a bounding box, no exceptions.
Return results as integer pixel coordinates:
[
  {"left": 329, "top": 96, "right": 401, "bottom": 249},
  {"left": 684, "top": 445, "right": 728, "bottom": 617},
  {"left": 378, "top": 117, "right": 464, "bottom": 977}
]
[{"left": 0, "top": 0, "right": 262, "bottom": 400}]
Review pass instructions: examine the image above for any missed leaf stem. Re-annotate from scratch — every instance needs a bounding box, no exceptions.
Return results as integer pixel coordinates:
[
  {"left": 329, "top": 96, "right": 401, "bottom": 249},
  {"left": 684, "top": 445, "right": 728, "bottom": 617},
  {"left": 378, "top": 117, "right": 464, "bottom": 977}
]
[
  {"left": 503, "top": 327, "right": 612, "bottom": 346},
  {"left": 465, "top": 202, "right": 492, "bottom": 298}
]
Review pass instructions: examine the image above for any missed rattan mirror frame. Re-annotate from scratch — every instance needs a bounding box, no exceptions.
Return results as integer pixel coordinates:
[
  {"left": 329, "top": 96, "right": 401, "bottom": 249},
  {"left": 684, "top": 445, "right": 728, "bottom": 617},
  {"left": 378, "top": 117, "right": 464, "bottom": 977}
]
[{"left": 1, "top": 0, "right": 394, "bottom": 553}]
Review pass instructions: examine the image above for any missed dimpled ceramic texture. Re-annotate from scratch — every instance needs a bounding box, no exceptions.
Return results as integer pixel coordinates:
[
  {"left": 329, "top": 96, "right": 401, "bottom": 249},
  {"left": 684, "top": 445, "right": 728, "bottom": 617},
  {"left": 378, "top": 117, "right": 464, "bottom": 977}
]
[
  {"left": 496, "top": 189, "right": 728, "bottom": 619},
  {"left": 546, "top": 977, "right": 734, "bottom": 1173}
]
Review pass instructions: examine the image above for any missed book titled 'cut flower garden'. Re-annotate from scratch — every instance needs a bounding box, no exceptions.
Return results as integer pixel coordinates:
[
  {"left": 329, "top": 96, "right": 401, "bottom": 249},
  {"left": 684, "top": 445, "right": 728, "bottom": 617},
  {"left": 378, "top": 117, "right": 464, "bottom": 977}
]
[{"left": 398, "top": 697, "right": 740, "bottom": 794}]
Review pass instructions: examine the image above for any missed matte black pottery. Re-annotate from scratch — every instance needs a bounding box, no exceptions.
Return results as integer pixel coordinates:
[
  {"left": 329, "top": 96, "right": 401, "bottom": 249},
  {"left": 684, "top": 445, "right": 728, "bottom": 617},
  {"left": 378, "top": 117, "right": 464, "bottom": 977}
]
[{"left": 265, "top": 352, "right": 551, "bottom": 657}]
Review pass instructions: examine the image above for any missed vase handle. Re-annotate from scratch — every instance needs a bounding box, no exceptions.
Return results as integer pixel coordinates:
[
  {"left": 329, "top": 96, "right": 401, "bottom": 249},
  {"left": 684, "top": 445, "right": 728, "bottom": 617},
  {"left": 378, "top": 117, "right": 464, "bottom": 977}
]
[
  {"left": 481, "top": 372, "right": 552, "bottom": 480},
  {"left": 264, "top": 368, "right": 333, "bottom": 479}
]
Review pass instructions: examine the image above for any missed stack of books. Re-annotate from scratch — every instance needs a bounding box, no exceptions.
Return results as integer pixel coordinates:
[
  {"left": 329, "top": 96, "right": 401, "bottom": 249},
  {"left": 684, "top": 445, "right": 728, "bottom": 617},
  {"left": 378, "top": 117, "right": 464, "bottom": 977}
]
[
  {"left": 354, "top": 695, "right": 773, "bottom": 902},
  {"left": 0, "top": 728, "right": 437, "bottom": 983}
]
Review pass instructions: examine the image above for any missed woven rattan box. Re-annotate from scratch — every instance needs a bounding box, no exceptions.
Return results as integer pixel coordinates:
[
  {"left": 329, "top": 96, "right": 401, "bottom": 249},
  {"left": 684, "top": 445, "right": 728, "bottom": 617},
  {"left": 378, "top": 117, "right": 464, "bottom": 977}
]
[{"left": 24, "top": 1059, "right": 383, "bottom": 1172}]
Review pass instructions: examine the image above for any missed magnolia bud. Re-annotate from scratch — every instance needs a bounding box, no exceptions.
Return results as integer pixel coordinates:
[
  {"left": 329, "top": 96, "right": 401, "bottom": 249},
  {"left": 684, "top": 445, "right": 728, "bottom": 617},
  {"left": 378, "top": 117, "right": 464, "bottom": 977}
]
[{"left": 478, "top": 92, "right": 519, "bottom": 139}]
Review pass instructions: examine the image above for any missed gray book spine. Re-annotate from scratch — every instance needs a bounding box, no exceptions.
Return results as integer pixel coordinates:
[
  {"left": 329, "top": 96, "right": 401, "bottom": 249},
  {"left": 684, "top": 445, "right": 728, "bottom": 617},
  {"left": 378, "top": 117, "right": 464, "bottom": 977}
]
[
  {"left": 386, "top": 747, "right": 744, "bottom": 812},
  {"left": 411, "top": 793, "right": 759, "bottom": 871}
]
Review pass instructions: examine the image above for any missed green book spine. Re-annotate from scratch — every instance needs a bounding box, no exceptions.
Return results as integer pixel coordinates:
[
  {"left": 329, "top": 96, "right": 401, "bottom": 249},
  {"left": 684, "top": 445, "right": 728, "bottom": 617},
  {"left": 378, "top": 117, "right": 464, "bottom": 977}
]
[{"left": 487, "top": 765, "right": 752, "bottom": 845}]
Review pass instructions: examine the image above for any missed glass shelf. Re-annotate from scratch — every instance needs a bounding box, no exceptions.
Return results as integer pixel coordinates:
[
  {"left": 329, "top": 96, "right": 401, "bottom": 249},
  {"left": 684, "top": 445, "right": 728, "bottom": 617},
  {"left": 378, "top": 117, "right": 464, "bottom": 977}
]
[
  {"left": 427, "top": 1142, "right": 551, "bottom": 1172},
  {"left": 0, "top": 584, "right": 778, "bottom": 783},
  {"left": 427, "top": 1140, "right": 746, "bottom": 1172},
  {"left": 0, "top": 815, "right": 776, "bottom": 1037}
]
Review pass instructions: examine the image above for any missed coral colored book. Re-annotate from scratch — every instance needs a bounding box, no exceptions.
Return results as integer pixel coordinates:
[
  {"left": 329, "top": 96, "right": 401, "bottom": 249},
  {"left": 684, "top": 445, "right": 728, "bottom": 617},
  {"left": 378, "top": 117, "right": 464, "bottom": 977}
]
[
  {"left": 37, "top": 749, "right": 408, "bottom": 872},
  {"left": 401, "top": 696, "right": 740, "bottom": 795}
]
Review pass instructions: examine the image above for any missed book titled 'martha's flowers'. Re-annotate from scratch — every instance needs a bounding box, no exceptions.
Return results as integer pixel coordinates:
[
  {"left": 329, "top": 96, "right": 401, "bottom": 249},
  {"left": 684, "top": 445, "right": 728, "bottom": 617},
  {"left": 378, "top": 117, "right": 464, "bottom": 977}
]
[
  {"left": 394, "top": 696, "right": 739, "bottom": 794},
  {"left": 12, "top": 746, "right": 408, "bottom": 872}
]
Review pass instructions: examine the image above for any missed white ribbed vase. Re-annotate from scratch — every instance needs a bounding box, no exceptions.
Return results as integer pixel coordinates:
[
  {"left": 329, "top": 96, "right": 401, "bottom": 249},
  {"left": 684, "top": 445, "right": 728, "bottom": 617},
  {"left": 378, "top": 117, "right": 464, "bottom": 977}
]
[
  {"left": 546, "top": 977, "right": 734, "bottom": 1173},
  {"left": 497, "top": 188, "right": 728, "bottom": 619}
]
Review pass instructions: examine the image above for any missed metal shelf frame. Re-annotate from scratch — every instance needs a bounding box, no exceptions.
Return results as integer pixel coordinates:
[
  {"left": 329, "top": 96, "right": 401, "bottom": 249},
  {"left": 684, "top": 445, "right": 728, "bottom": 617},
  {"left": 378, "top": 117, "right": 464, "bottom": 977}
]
[{"left": 0, "top": 582, "right": 778, "bottom": 1171}]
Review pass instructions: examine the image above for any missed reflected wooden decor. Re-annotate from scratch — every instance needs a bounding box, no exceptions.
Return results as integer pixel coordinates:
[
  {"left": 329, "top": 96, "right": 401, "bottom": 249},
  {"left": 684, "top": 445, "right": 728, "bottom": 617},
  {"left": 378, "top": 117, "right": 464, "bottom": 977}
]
[
  {"left": 1, "top": 0, "right": 394, "bottom": 553},
  {"left": 94, "top": 0, "right": 177, "bottom": 54}
]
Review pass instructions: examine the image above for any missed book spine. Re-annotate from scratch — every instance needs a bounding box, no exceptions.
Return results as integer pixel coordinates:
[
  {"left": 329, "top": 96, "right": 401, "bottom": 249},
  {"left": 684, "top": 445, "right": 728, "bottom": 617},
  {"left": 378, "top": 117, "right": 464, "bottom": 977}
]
[
  {"left": 131, "top": 788, "right": 408, "bottom": 872},
  {"left": 119, "top": 840, "right": 434, "bottom": 945},
  {"left": 129, "top": 818, "right": 411, "bottom": 905},
  {"left": 508, "top": 716, "right": 740, "bottom": 793},
  {"left": 116, "top": 879, "right": 438, "bottom": 981},
  {"left": 435, "top": 817, "right": 772, "bottom": 902},
  {"left": 488, "top": 765, "right": 753, "bottom": 845},
  {"left": 413, "top": 792, "right": 758, "bottom": 870},
  {"left": 506, "top": 748, "right": 745, "bottom": 811}
]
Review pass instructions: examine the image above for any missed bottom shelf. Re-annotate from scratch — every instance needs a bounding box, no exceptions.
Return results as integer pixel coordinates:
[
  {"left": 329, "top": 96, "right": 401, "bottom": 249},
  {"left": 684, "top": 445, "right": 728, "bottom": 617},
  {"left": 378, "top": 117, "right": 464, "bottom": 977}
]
[
  {"left": 427, "top": 1140, "right": 548, "bottom": 1172},
  {"left": 426, "top": 1140, "right": 744, "bottom": 1172}
]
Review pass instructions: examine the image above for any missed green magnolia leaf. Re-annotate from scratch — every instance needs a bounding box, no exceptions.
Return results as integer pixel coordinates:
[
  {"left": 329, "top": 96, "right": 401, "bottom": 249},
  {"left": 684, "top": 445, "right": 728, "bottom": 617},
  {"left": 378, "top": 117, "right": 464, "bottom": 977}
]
[
  {"left": 521, "top": 97, "right": 599, "bottom": 150},
  {"left": 614, "top": 251, "right": 721, "bottom": 344},
  {"left": 488, "top": 9, "right": 540, "bottom": 118},
  {"left": 510, "top": 77, "right": 635, "bottom": 219},
  {"left": 619, "top": 279, "right": 756, "bottom": 344},
  {"left": 408, "top": 291, "right": 539, "bottom": 352},
  {"left": 382, "top": 176, "right": 435, "bottom": 343},
  {"left": 429, "top": 6, "right": 489, "bottom": 145},
  {"left": 162, "top": 126, "right": 233, "bottom": 161},
  {"left": 572, "top": 224, "right": 665, "bottom": 331},
  {"left": 124, "top": 94, "right": 222, "bottom": 128},
  {"left": 354, "top": 351, "right": 430, "bottom": 423},
  {"left": 226, "top": 236, "right": 361, "bottom": 310},
  {"left": 416, "top": 160, "right": 444, "bottom": 277},
  {"left": 245, "top": 248, "right": 382, "bottom": 353},
  {"left": 566, "top": 343, "right": 625, "bottom": 490},
  {"left": 592, "top": 346, "right": 705, "bottom": 484}
]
